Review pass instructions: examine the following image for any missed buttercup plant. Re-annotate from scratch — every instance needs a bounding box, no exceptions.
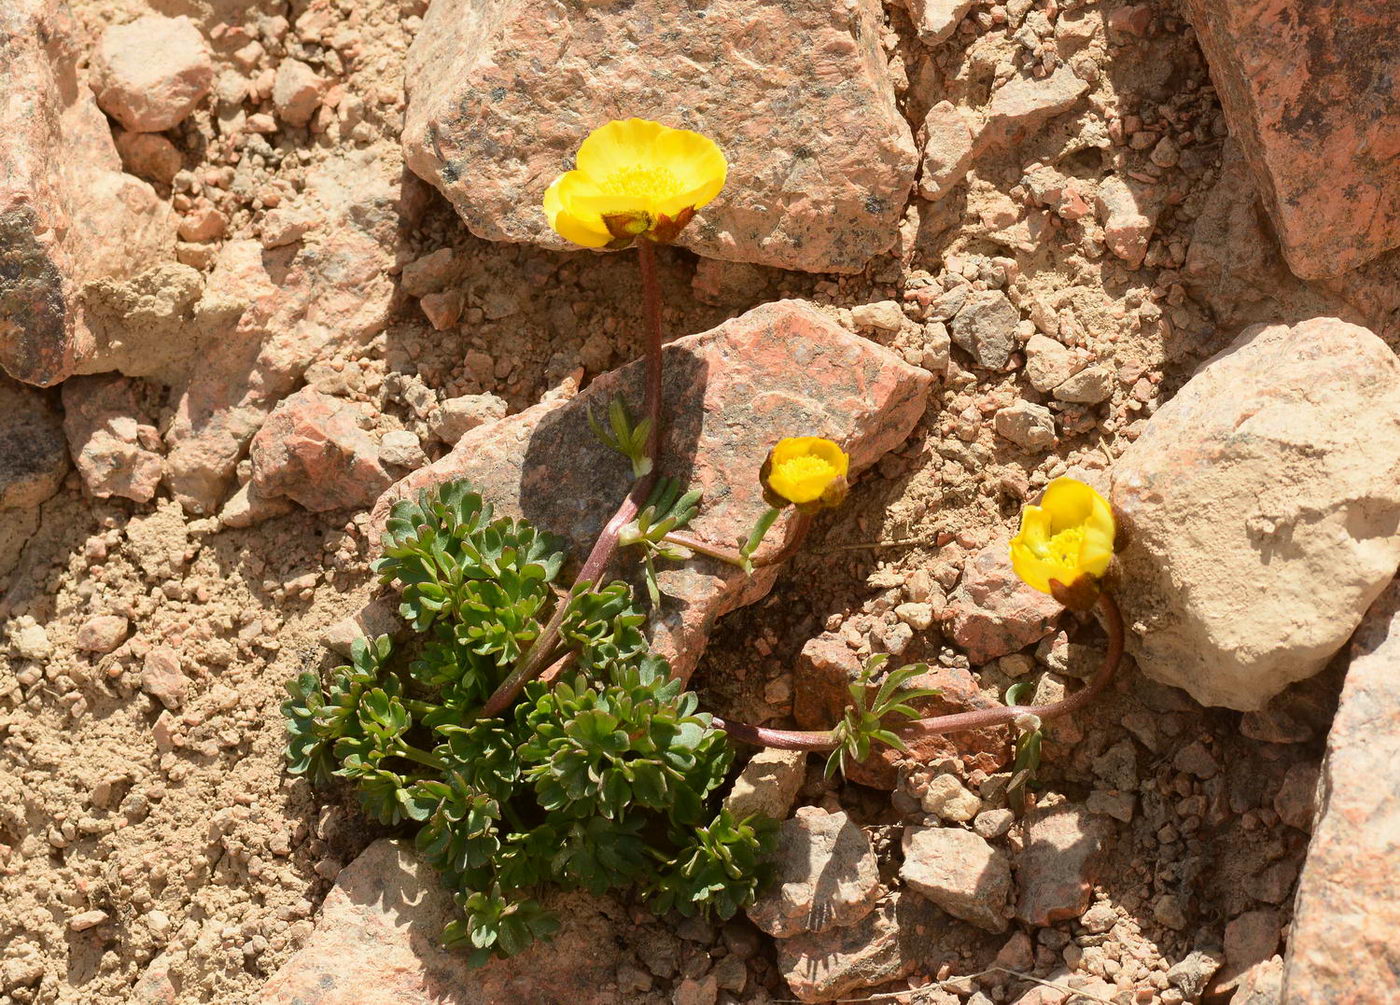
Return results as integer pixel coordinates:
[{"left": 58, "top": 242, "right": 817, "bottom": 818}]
[{"left": 283, "top": 119, "right": 1128, "bottom": 964}]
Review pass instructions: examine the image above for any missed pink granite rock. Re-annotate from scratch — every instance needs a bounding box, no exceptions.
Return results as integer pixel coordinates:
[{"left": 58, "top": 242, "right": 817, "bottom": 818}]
[
  {"left": 917, "top": 101, "right": 977, "bottom": 201},
  {"left": 402, "top": 0, "right": 917, "bottom": 274},
  {"left": 250, "top": 387, "right": 393, "bottom": 512},
  {"left": 369, "top": 299, "right": 931, "bottom": 682},
  {"left": 947, "top": 539, "right": 1063, "bottom": 665},
  {"left": 1112, "top": 318, "right": 1400, "bottom": 710},
  {"left": 89, "top": 15, "right": 213, "bottom": 133},
  {"left": 0, "top": 0, "right": 174, "bottom": 387},
  {"left": 163, "top": 150, "right": 408, "bottom": 513},
  {"left": 61, "top": 374, "right": 163, "bottom": 503},
  {"left": 1282, "top": 579, "right": 1400, "bottom": 1002},
  {"left": 258, "top": 840, "right": 653, "bottom": 1005},
  {"left": 1182, "top": 0, "right": 1400, "bottom": 279},
  {"left": 1013, "top": 802, "right": 1112, "bottom": 926}
]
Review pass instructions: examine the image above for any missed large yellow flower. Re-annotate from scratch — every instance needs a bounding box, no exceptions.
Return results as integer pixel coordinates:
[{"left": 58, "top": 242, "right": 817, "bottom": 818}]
[
  {"left": 763, "top": 437, "right": 850, "bottom": 509},
  {"left": 542, "top": 118, "right": 727, "bottom": 249},
  {"left": 1009, "top": 478, "right": 1116, "bottom": 597}
]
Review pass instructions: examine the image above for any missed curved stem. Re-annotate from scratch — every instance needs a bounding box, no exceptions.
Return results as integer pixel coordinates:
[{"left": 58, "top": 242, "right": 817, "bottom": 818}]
[{"left": 715, "top": 591, "right": 1124, "bottom": 750}]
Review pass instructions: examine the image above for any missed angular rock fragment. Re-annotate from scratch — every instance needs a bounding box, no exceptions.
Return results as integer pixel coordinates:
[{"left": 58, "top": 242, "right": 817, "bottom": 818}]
[
  {"left": 368, "top": 300, "right": 931, "bottom": 681},
  {"left": 984, "top": 65, "right": 1090, "bottom": 143},
  {"left": 947, "top": 540, "right": 1062, "bottom": 665},
  {"left": 901, "top": 825, "right": 1011, "bottom": 932},
  {"left": 918, "top": 101, "right": 977, "bottom": 201},
  {"left": 1182, "top": 0, "right": 1400, "bottom": 278},
  {"left": 89, "top": 15, "right": 213, "bottom": 133},
  {"left": 1014, "top": 802, "right": 1111, "bottom": 925},
  {"left": 0, "top": 0, "right": 173, "bottom": 387},
  {"left": 899, "top": 0, "right": 976, "bottom": 46},
  {"left": 402, "top": 0, "right": 917, "bottom": 273},
  {"left": 723, "top": 749, "right": 806, "bottom": 824},
  {"left": 61, "top": 375, "right": 163, "bottom": 503},
  {"left": 777, "top": 892, "right": 998, "bottom": 1003},
  {"left": 250, "top": 388, "right": 393, "bottom": 512},
  {"left": 949, "top": 289, "right": 1020, "bottom": 369},
  {"left": 1112, "top": 318, "right": 1400, "bottom": 709},
  {"left": 747, "top": 807, "right": 881, "bottom": 938}
]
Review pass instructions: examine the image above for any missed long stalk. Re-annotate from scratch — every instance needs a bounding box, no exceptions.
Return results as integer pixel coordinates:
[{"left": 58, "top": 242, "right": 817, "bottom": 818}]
[
  {"left": 480, "top": 241, "right": 668, "bottom": 717},
  {"left": 713, "top": 591, "right": 1124, "bottom": 750}
]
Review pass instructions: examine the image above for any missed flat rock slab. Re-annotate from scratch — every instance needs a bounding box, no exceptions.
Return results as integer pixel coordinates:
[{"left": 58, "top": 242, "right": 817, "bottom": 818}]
[
  {"left": 368, "top": 299, "right": 931, "bottom": 681},
  {"left": 1183, "top": 0, "right": 1400, "bottom": 279},
  {"left": 1282, "top": 578, "right": 1400, "bottom": 1002},
  {"left": 1014, "top": 802, "right": 1112, "bottom": 926},
  {"left": 747, "top": 806, "right": 881, "bottom": 938},
  {"left": 1112, "top": 317, "right": 1400, "bottom": 710},
  {"left": 0, "top": 0, "right": 172, "bottom": 387},
  {"left": 402, "top": 0, "right": 916, "bottom": 274},
  {"left": 257, "top": 840, "right": 651, "bottom": 1005},
  {"left": 776, "top": 891, "right": 999, "bottom": 1003}
]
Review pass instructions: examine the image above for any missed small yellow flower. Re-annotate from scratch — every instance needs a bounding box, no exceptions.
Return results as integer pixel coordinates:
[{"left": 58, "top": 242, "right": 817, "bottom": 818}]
[
  {"left": 763, "top": 437, "right": 850, "bottom": 509},
  {"left": 1009, "top": 477, "right": 1116, "bottom": 600},
  {"left": 542, "top": 118, "right": 727, "bottom": 249}
]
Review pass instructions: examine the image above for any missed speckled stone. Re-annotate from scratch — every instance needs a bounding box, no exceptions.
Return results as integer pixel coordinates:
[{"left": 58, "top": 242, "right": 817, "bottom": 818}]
[
  {"left": 402, "top": 0, "right": 917, "bottom": 274},
  {"left": 1283, "top": 580, "right": 1400, "bottom": 1002},
  {"left": 0, "top": 0, "right": 172, "bottom": 387},
  {"left": 1183, "top": 0, "right": 1400, "bottom": 278}
]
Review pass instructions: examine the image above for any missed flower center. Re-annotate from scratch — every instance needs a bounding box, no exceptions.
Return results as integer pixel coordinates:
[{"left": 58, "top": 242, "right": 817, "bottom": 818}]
[
  {"left": 1035, "top": 525, "right": 1085, "bottom": 567},
  {"left": 777, "top": 455, "right": 837, "bottom": 484},
  {"left": 599, "top": 165, "right": 682, "bottom": 200}
]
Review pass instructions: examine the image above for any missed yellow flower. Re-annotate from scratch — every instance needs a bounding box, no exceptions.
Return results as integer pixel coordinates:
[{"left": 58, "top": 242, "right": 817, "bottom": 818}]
[
  {"left": 542, "top": 118, "right": 727, "bottom": 248},
  {"left": 1009, "top": 477, "right": 1116, "bottom": 599},
  {"left": 763, "top": 437, "right": 850, "bottom": 509}
]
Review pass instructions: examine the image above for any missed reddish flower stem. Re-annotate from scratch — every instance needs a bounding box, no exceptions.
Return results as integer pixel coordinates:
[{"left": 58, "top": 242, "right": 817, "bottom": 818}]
[
  {"left": 712, "top": 591, "right": 1124, "bottom": 751},
  {"left": 636, "top": 238, "right": 664, "bottom": 464},
  {"left": 480, "top": 241, "right": 669, "bottom": 717}
]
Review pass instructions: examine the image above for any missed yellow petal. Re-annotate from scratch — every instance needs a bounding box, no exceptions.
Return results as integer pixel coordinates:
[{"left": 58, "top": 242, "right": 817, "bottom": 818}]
[
  {"left": 543, "top": 172, "right": 612, "bottom": 248},
  {"left": 1040, "top": 477, "right": 1097, "bottom": 532},
  {"left": 1009, "top": 537, "right": 1056, "bottom": 595},
  {"left": 1016, "top": 504, "right": 1051, "bottom": 551},
  {"left": 575, "top": 118, "right": 667, "bottom": 179}
]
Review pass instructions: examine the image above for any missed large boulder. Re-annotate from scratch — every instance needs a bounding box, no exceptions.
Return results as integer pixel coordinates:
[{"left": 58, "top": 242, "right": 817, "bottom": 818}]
[
  {"left": 1283, "top": 580, "right": 1400, "bottom": 1002},
  {"left": 1112, "top": 318, "right": 1400, "bottom": 709},
  {"left": 0, "top": 0, "right": 173, "bottom": 387},
  {"left": 1182, "top": 0, "right": 1400, "bottom": 279},
  {"left": 402, "top": 0, "right": 917, "bottom": 274},
  {"left": 368, "top": 299, "right": 931, "bottom": 682}
]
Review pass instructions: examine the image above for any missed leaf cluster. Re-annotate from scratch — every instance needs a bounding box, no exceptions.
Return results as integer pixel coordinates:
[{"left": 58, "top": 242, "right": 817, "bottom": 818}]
[
  {"left": 283, "top": 480, "right": 773, "bottom": 966},
  {"left": 825, "top": 655, "right": 939, "bottom": 778}
]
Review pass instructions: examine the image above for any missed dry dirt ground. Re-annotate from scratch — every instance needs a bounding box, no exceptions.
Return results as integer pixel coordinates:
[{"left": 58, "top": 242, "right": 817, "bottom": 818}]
[{"left": 1, "top": 0, "right": 1394, "bottom": 1003}]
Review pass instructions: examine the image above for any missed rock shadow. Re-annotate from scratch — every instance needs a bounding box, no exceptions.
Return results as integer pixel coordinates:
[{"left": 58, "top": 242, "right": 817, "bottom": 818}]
[{"left": 517, "top": 346, "right": 710, "bottom": 582}]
